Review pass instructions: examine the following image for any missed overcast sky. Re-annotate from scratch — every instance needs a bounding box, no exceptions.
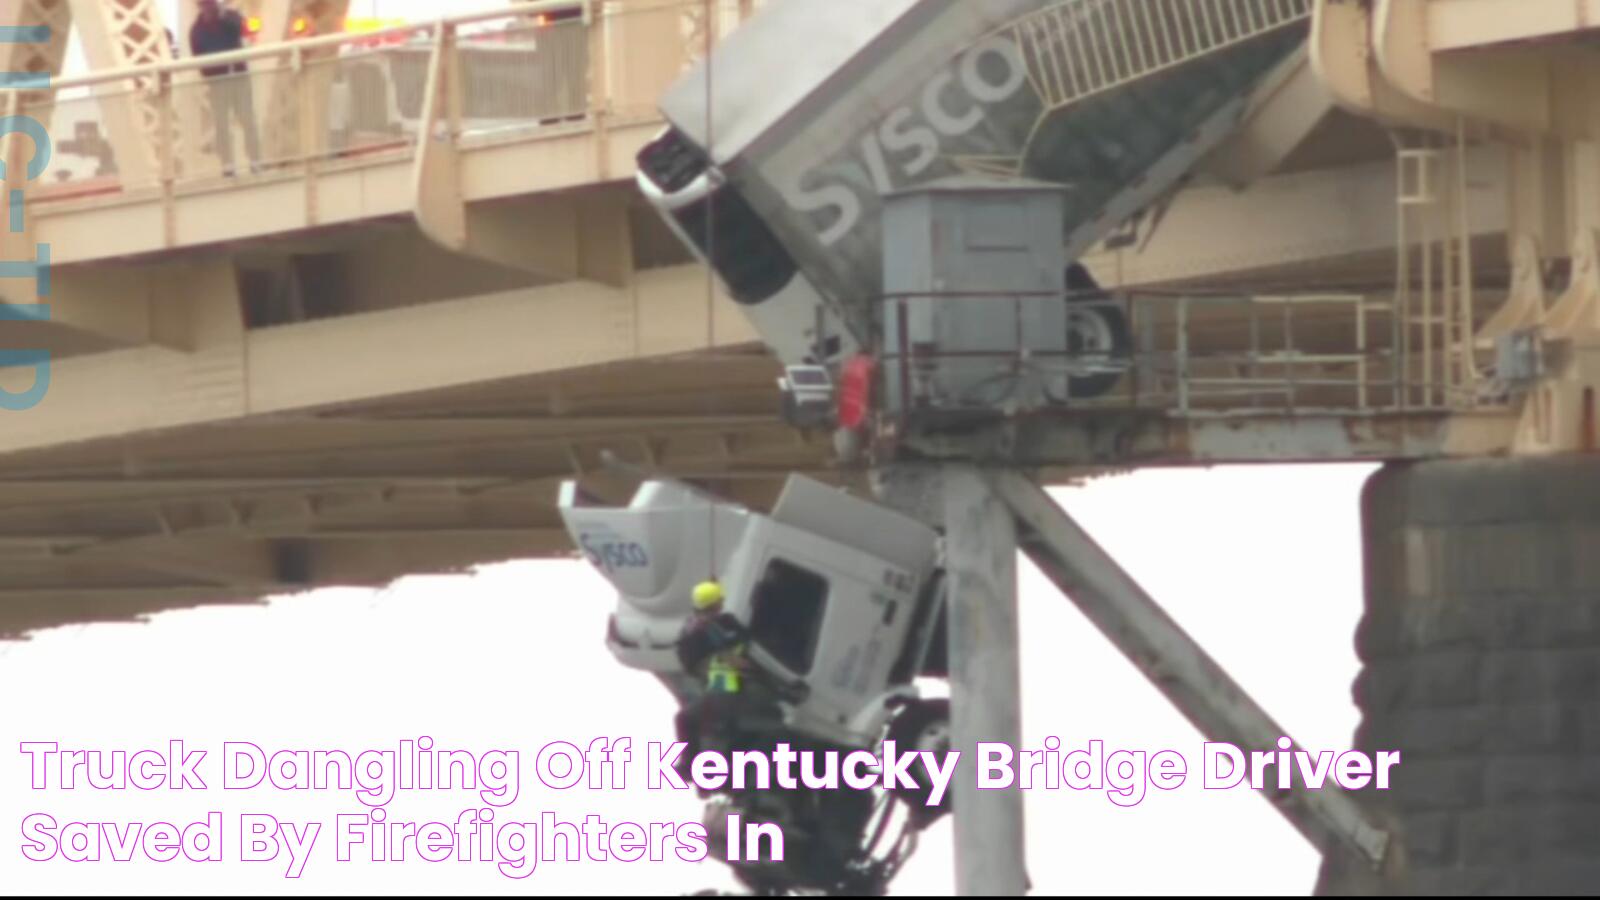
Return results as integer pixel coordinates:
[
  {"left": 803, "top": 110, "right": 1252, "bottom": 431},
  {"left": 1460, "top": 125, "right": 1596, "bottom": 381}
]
[{"left": 19, "top": 1, "right": 1385, "bottom": 894}]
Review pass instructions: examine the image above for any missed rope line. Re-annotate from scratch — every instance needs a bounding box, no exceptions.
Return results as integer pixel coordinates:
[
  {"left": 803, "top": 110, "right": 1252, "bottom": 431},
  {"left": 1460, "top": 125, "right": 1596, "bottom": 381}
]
[{"left": 703, "top": 0, "right": 718, "bottom": 582}]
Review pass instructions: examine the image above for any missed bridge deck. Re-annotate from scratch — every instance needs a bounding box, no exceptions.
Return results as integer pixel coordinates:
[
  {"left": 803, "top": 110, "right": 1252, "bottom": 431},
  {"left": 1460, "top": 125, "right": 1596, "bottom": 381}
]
[
  {"left": 27, "top": 3, "right": 683, "bottom": 263},
  {"left": 0, "top": 1, "right": 830, "bottom": 637},
  {"left": 0, "top": 0, "right": 1531, "bottom": 637}
]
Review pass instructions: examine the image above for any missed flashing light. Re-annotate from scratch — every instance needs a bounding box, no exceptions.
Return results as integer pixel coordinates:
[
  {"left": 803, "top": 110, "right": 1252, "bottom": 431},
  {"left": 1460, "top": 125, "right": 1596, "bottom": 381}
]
[
  {"left": 233, "top": 6, "right": 578, "bottom": 49},
  {"left": 341, "top": 17, "right": 412, "bottom": 49},
  {"left": 242, "top": 14, "right": 311, "bottom": 39},
  {"left": 343, "top": 17, "right": 409, "bottom": 35}
]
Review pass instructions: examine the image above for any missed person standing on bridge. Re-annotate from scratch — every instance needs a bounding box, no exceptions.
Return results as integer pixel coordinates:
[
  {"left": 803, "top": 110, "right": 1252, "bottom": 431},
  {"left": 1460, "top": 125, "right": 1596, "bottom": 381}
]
[{"left": 191, "top": 0, "right": 263, "bottom": 177}]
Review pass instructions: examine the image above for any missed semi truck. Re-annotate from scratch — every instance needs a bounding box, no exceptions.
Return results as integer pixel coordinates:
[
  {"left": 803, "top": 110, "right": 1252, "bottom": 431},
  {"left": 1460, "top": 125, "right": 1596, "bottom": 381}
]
[
  {"left": 572, "top": 0, "right": 1322, "bottom": 893},
  {"left": 636, "top": 0, "right": 1312, "bottom": 415}
]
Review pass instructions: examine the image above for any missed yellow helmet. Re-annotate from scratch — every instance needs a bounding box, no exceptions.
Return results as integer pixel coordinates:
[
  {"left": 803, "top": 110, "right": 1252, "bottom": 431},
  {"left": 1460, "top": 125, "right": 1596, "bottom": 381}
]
[{"left": 692, "top": 581, "right": 725, "bottom": 611}]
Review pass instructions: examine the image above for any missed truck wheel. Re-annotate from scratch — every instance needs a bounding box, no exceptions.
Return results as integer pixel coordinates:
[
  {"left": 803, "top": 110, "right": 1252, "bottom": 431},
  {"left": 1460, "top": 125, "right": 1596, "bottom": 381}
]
[
  {"left": 1063, "top": 263, "right": 1131, "bottom": 400},
  {"left": 1064, "top": 302, "right": 1131, "bottom": 399},
  {"left": 886, "top": 698, "right": 952, "bottom": 827}
]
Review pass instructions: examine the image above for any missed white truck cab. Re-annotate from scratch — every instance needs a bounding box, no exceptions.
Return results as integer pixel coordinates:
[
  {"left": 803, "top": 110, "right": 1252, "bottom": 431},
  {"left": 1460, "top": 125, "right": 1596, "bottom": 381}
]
[
  {"left": 635, "top": 133, "right": 860, "bottom": 373},
  {"left": 558, "top": 473, "right": 946, "bottom": 749}
]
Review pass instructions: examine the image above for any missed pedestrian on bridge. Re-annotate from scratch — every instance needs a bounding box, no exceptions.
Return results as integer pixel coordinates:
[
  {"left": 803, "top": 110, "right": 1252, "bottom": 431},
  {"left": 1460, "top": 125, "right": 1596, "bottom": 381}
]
[{"left": 191, "top": 0, "right": 263, "bottom": 177}]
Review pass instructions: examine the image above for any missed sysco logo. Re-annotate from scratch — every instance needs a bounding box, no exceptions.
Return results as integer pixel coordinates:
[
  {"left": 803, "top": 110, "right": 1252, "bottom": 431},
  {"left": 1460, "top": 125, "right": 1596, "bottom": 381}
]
[
  {"left": 780, "top": 35, "right": 1032, "bottom": 248},
  {"left": 579, "top": 531, "right": 652, "bottom": 575}
]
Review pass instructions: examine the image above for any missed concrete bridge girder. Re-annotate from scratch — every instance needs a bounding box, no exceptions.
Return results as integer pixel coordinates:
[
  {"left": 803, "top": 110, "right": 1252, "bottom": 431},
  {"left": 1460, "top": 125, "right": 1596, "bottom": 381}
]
[
  {"left": 0, "top": 262, "right": 759, "bottom": 456},
  {"left": 3, "top": 0, "right": 1589, "bottom": 642},
  {"left": 0, "top": 362, "right": 836, "bottom": 635}
]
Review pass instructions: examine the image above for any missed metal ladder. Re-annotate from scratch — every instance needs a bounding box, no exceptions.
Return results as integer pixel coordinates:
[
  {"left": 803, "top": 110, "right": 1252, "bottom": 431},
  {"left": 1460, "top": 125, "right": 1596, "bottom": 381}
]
[{"left": 1394, "top": 122, "right": 1480, "bottom": 410}]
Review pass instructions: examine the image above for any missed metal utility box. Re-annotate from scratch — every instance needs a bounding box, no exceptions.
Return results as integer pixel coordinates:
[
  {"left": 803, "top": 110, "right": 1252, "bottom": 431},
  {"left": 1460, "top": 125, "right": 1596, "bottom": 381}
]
[
  {"left": 1496, "top": 328, "right": 1544, "bottom": 389},
  {"left": 880, "top": 177, "right": 1069, "bottom": 416}
]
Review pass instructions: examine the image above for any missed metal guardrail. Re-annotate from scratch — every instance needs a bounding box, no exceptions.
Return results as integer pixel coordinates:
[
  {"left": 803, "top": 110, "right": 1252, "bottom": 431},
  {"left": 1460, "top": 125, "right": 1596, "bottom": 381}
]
[
  {"left": 877, "top": 289, "right": 1491, "bottom": 419},
  {"left": 1008, "top": 0, "right": 1312, "bottom": 113},
  {"left": 24, "top": 0, "right": 734, "bottom": 204}
]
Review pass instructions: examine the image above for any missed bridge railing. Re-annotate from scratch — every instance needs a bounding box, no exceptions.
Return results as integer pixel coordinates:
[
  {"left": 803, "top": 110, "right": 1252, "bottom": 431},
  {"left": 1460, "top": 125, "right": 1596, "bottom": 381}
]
[
  {"left": 877, "top": 288, "right": 1497, "bottom": 420},
  {"left": 28, "top": 0, "right": 738, "bottom": 206}
]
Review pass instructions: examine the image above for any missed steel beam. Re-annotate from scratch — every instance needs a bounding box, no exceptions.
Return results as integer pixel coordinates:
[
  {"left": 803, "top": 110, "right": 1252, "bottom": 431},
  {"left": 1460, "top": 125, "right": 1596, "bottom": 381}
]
[
  {"left": 988, "top": 469, "right": 1390, "bottom": 869},
  {"left": 0, "top": 266, "right": 759, "bottom": 456},
  {"left": 943, "top": 466, "right": 1029, "bottom": 897},
  {"left": 1079, "top": 145, "right": 1508, "bottom": 290},
  {"left": 0, "top": 0, "right": 71, "bottom": 123},
  {"left": 903, "top": 410, "right": 1517, "bottom": 469},
  {"left": 189, "top": 0, "right": 354, "bottom": 172},
  {"left": 65, "top": 0, "right": 174, "bottom": 187},
  {"left": 1204, "top": 51, "right": 1333, "bottom": 188}
]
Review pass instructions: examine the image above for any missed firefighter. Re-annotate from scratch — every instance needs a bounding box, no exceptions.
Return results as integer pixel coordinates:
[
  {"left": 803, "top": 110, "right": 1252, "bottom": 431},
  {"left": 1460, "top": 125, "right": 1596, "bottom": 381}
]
[
  {"left": 672, "top": 580, "right": 777, "bottom": 793},
  {"left": 680, "top": 580, "right": 748, "bottom": 694}
]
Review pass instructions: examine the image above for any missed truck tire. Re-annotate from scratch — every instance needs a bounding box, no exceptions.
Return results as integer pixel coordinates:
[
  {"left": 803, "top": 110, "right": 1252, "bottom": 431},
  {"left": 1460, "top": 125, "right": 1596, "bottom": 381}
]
[
  {"left": 1064, "top": 303, "right": 1132, "bottom": 399},
  {"left": 1063, "top": 263, "right": 1131, "bottom": 400},
  {"left": 886, "top": 698, "right": 953, "bottom": 828}
]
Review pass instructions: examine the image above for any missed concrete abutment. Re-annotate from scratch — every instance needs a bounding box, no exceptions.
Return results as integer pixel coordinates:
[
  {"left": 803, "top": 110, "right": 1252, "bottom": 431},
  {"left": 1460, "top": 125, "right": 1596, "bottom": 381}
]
[{"left": 1317, "top": 458, "right": 1600, "bottom": 895}]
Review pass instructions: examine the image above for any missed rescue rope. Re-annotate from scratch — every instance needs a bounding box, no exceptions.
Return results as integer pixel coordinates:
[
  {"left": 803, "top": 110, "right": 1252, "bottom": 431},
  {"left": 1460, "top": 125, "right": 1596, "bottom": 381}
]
[{"left": 702, "top": 0, "right": 718, "bottom": 583}]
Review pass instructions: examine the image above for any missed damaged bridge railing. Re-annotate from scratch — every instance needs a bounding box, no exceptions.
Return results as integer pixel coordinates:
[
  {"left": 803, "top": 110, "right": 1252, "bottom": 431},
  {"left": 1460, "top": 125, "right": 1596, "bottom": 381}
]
[{"left": 877, "top": 287, "right": 1502, "bottom": 422}]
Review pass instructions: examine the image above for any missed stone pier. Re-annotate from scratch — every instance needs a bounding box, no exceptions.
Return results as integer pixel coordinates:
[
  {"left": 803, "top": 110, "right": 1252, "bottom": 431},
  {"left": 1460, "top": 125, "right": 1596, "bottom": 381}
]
[{"left": 1317, "top": 458, "right": 1600, "bottom": 895}]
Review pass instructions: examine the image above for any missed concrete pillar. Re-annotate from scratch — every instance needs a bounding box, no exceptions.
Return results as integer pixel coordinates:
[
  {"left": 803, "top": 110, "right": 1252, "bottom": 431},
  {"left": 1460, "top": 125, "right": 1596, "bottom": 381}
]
[
  {"left": 943, "top": 465, "right": 1028, "bottom": 896},
  {"left": 1317, "top": 458, "right": 1600, "bottom": 895}
]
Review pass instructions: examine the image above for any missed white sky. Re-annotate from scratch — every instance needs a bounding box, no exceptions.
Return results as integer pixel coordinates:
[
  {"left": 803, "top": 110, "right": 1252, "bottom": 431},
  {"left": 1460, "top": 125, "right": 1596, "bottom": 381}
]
[
  {"left": 25, "top": 1, "right": 1383, "bottom": 894},
  {"left": 0, "top": 465, "right": 1378, "bottom": 895}
]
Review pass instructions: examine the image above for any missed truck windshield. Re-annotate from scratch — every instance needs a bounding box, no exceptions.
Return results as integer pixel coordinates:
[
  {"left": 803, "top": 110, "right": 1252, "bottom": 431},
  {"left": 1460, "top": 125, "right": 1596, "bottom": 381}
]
[{"left": 749, "top": 558, "right": 829, "bottom": 676}]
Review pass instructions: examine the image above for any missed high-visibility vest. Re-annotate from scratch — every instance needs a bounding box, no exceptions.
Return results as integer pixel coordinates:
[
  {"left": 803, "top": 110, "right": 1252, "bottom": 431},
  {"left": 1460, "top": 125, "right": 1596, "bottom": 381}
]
[{"left": 706, "top": 652, "right": 742, "bottom": 694}]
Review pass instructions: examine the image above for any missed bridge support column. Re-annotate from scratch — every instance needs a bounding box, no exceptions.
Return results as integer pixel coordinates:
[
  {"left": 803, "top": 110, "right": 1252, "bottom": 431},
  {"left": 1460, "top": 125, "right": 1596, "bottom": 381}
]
[
  {"left": 871, "top": 464, "right": 1030, "bottom": 895},
  {"left": 942, "top": 465, "right": 1029, "bottom": 897},
  {"left": 1317, "top": 458, "right": 1600, "bottom": 895}
]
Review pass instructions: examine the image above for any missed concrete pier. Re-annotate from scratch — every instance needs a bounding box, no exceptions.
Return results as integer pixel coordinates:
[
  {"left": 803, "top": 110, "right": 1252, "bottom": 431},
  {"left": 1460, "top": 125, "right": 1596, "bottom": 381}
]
[
  {"left": 1317, "top": 458, "right": 1600, "bottom": 894},
  {"left": 943, "top": 466, "right": 1029, "bottom": 896}
]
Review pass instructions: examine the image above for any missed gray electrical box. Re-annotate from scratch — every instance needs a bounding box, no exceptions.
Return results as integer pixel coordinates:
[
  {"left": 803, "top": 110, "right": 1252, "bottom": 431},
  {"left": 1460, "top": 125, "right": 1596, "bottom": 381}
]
[
  {"left": 880, "top": 177, "right": 1069, "bottom": 416},
  {"left": 1496, "top": 328, "right": 1544, "bottom": 388}
]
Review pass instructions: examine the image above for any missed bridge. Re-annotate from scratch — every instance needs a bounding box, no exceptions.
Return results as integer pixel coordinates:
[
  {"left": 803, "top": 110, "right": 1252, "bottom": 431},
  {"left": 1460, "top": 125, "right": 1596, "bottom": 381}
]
[
  {"left": 0, "top": 0, "right": 1587, "bottom": 639},
  {"left": 10, "top": 0, "right": 1600, "bottom": 895},
  {"left": 0, "top": 0, "right": 1587, "bottom": 637},
  {"left": 0, "top": 0, "right": 824, "bottom": 636}
]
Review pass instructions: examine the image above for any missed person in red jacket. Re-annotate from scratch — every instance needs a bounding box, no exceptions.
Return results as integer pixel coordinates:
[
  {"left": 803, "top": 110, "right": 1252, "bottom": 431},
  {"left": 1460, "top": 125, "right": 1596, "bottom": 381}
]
[{"left": 190, "top": 0, "right": 262, "bottom": 176}]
